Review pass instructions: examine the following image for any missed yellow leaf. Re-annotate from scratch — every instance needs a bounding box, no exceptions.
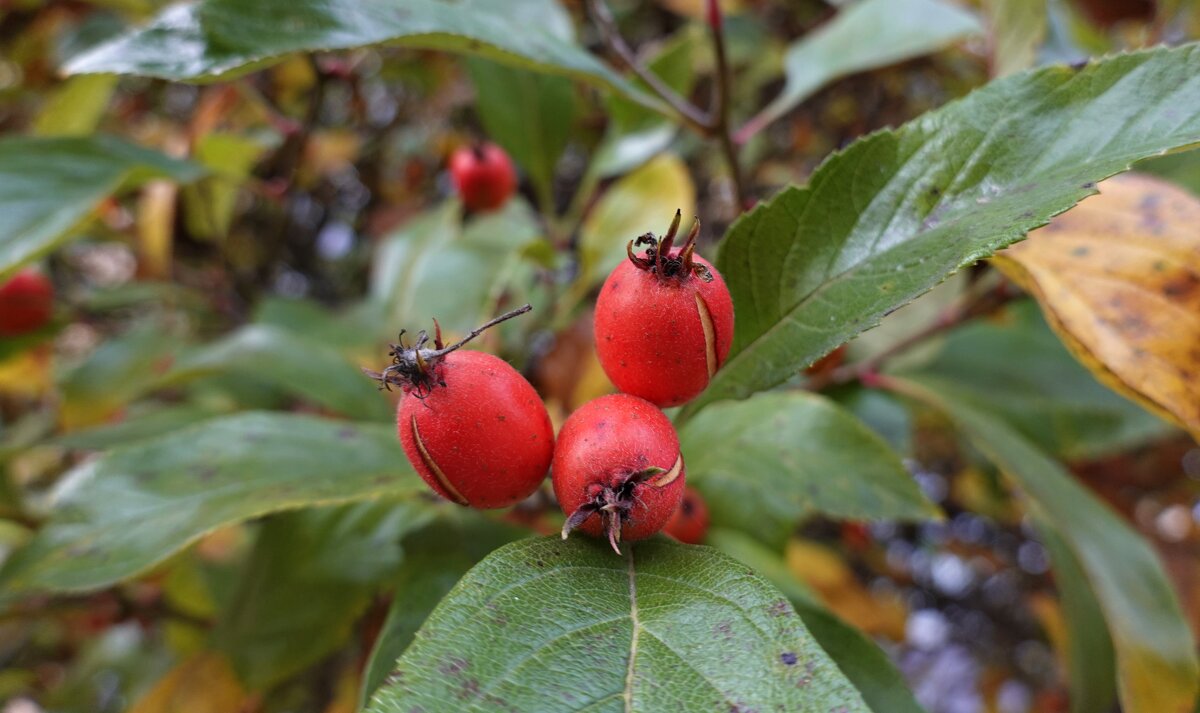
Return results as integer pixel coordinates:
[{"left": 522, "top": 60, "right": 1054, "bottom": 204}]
[
  {"left": 578, "top": 153, "right": 695, "bottom": 287},
  {"left": 993, "top": 173, "right": 1200, "bottom": 440},
  {"left": 127, "top": 653, "right": 247, "bottom": 713},
  {"left": 0, "top": 346, "right": 52, "bottom": 398}
]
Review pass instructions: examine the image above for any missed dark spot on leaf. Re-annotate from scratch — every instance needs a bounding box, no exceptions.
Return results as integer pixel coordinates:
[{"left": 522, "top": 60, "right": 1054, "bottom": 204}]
[
  {"left": 769, "top": 600, "right": 790, "bottom": 617},
  {"left": 457, "top": 679, "right": 480, "bottom": 699},
  {"left": 384, "top": 669, "right": 405, "bottom": 686},
  {"left": 1081, "top": 182, "right": 1096, "bottom": 190},
  {"left": 338, "top": 427, "right": 358, "bottom": 440},
  {"left": 781, "top": 652, "right": 798, "bottom": 665},
  {"left": 1070, "top": 59, "right": 1088, "bottom": 71},
  {"left": 438, "top": 657, "right": 468, "bottom": 677}
]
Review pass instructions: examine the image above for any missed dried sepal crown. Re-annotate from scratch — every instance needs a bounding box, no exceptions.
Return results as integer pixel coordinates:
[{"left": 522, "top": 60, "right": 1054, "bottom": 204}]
[
  {"left": 364, "top": 304, "right": 532, "bottom": 397},
  {"left": 625, "top": 209, "right": 713, "bottom": 283}
]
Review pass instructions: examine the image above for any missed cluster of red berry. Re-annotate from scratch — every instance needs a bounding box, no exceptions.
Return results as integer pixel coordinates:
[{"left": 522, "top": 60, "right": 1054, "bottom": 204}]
[{"left": 373, "top": 146, "right": 729, "bottom": 552}]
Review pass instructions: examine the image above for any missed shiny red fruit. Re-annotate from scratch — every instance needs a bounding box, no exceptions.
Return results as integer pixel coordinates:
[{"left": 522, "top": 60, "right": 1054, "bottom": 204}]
[
  {"left": 554, "top": 393, "right": 685, "bottom": 553},
  {"left": 0, "top": 269, "right": 54, "bottom": 337},
  {"left": 664, "top": 486, "right": 709, "bottom": 544},
  {"left": 594, "top": 211, "right": 734, "bottom": 407},
  {"left": 370, "top": 306, "right": 552, "bottom": 509},
  {"left": 398, "top": 350, "right": 553, "bottom": 508},
  {"left": 448, "top": 143, "right": 517, "bottom": 212}
]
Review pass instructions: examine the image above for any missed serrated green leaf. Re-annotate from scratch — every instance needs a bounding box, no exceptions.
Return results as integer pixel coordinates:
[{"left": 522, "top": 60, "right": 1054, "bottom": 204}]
[
  {"left": 0, "top": 413, "right": 419, "bottom": 602},
  {"left": 890, "top": 376, "right": 1199, "bottom": 713},
  {"left": 709, "top": 529, "right": 927, "bottom": 713},
  {"left": 0, "top": 135, "right": 202, "bottom": 279},
  {"left": 685, "top": 44, "right": 1200, "bottom": 417},
  {"left": 64, "top": 0, "right": 662, "bottom": 113},
  {"left": 744, "top": 0, "right": 982, "bottom": 136},
  {"left": 899, "top": 301, "right": 1173, "bottom": 460},
  {"left": 157, "top": 324, "right": 391, "bottom": 420},
  {"left": 367, "top": 536, "right": 868, "bottom": 712},
  {"left": 680, "top": 391, "right": 939, "bottom": 547}
]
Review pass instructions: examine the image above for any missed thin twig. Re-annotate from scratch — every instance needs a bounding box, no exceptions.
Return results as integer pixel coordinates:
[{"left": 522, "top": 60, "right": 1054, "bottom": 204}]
[
  {"left": 587, "top": 0, "right": 712, "bottom": 133},
  {"left": 706, "top": 0, "right": 748, "bottom": 209}
]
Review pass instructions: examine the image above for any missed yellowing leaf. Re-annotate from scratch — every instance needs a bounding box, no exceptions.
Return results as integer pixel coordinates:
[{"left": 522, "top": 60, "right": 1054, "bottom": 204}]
[
  {"left": 0, "top": 346, "right": 52, "bottom": 398},
  {"left": 128, "top": 653, "right": 247, "bottom": 713},
  {"left": 993, "top": 173, "right": 1200, "bottom": 440},
  {"left": 578, "top": 153, "right": 695, "bottom": 288}
]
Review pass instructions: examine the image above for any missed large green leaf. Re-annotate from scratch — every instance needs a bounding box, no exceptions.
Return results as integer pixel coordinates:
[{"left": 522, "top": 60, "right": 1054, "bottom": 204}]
[
  {"left": 63, "top": 0, "right": 661, "bottom": 112},
  {"left": 0, "top": 135, "right": 201, "bottom": 279},
  {"left": 366, "top": 536, "right": 868, "bottom": 712},
  {"left": 686, "top": 44, "right": 1200, "bottom": 417},
  {"left": 679, "top": 391, "right": 940, "bottom": 547},
  {"left": 157, "top": 324, "right": 392, "bottom": 420},
  {"left": 358, "top": 512, "right": 525, "bottom": 708},
  {"left": 0, "top": 413, "right": 419, "bottom": 602},
  {"left": 889, "top": 376, "right": 1199, "bottom": 713},
  {"left": 899, "top": 301, "right": 1173, "bottom": 460},
  {"left": 709, "top": 529, "right": 927, "bottom": 713},
  {"left": 215, "top": 500, "right": 435, "bottom": 690},
  {"left": 32, "top": 75, "right": 118, "bottom": 137},
  {"left": 741, "top": 0, "right": 982, "bottom": 137}
]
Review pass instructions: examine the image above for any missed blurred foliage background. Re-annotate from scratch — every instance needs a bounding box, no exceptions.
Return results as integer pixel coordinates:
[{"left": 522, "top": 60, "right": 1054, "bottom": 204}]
[{"left": 0, "top": 0, "right": 1198, "bottom": 712}]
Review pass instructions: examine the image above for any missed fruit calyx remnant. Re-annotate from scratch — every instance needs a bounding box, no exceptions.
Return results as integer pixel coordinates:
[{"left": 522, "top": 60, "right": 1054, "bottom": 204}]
[
  {"left": 626, "top": 209, "right": 713, "bottom": 283},
  {"left": 560, "top": 454, "right": 683, "bottom": 554},
  {"left": 364, "top": 303, "right": 532, "bottom": 398}
]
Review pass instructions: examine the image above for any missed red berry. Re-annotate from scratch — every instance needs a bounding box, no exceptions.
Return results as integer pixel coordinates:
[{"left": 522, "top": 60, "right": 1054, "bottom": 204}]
[
  {"left": 0, "top": 269, "right": 54, "bottom": 337},
  {"left": 449, "top": 143, "right": 517, "bottom": 212},
  {"left": 594, "top": 211, "right": 734, "bottom": 407},
  {"left": 553, "top": 393, "right": 685, "bottom": 553},
  {"left": 664, "top": 486, "right": 709, "bottom": 544},
  {"left": 370, "top": 306, "right": 553, "bottom": 509}
]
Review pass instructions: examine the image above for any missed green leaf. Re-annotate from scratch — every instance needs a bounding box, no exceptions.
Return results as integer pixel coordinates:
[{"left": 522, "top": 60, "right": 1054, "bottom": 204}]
[
  {"left": 52, "top": 404, "right": 230, "bottom": 451},
  {"left": 215, "top": 500, "right": 434, "bottom": 690},
  {"left": 32, "top": 75, "right": 118, "bottom": 137},
  {"left": 371, "top": 199, "right": 542, "bottom": 336},
  {"left": 64, "top": 0, "right": 662, "bottom": 112},
  {"left": 709, "top": 529, "right": 927, "bottom": 713},
  {"left": 58, "top": 322, "right": 182, "bottom": 429},
  {"left": 157, "top": 324, "right": 391, "bottom": 420},
  {"left": 679, "top": 391, "right": 940, "bottom": 547},
  {"left": 898, "top": 301, "right": 1173, "bottom": 460},
  {"left": 984, "top": 0, "right": 1048, "bottom": 78},
  {"left": 467, "top": 59, "right": 576, "bottom": 209},
  {"left": 1036, "top": 523, "right": 1117, "bottom": 713},
  {"left": 686, "top": 44, "right": 1200, "bottom": 417},
  {"left": 889, "top": 376, "right": 1199, "bottom": 713},
  {"left": 0, "top": 413, "right": 419, "bottom": 601},
  {"left": 0, "top": 135, "right": 202, "bottom": 279},
  {"left": 359, "top": 512, "right": 525, "bottom": 708},
  {"left": 742, "top": 0, "right": 982, "bottom": 137},
  {"left": 366, "top": 536, "right": 868, "bottom": 712}
]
